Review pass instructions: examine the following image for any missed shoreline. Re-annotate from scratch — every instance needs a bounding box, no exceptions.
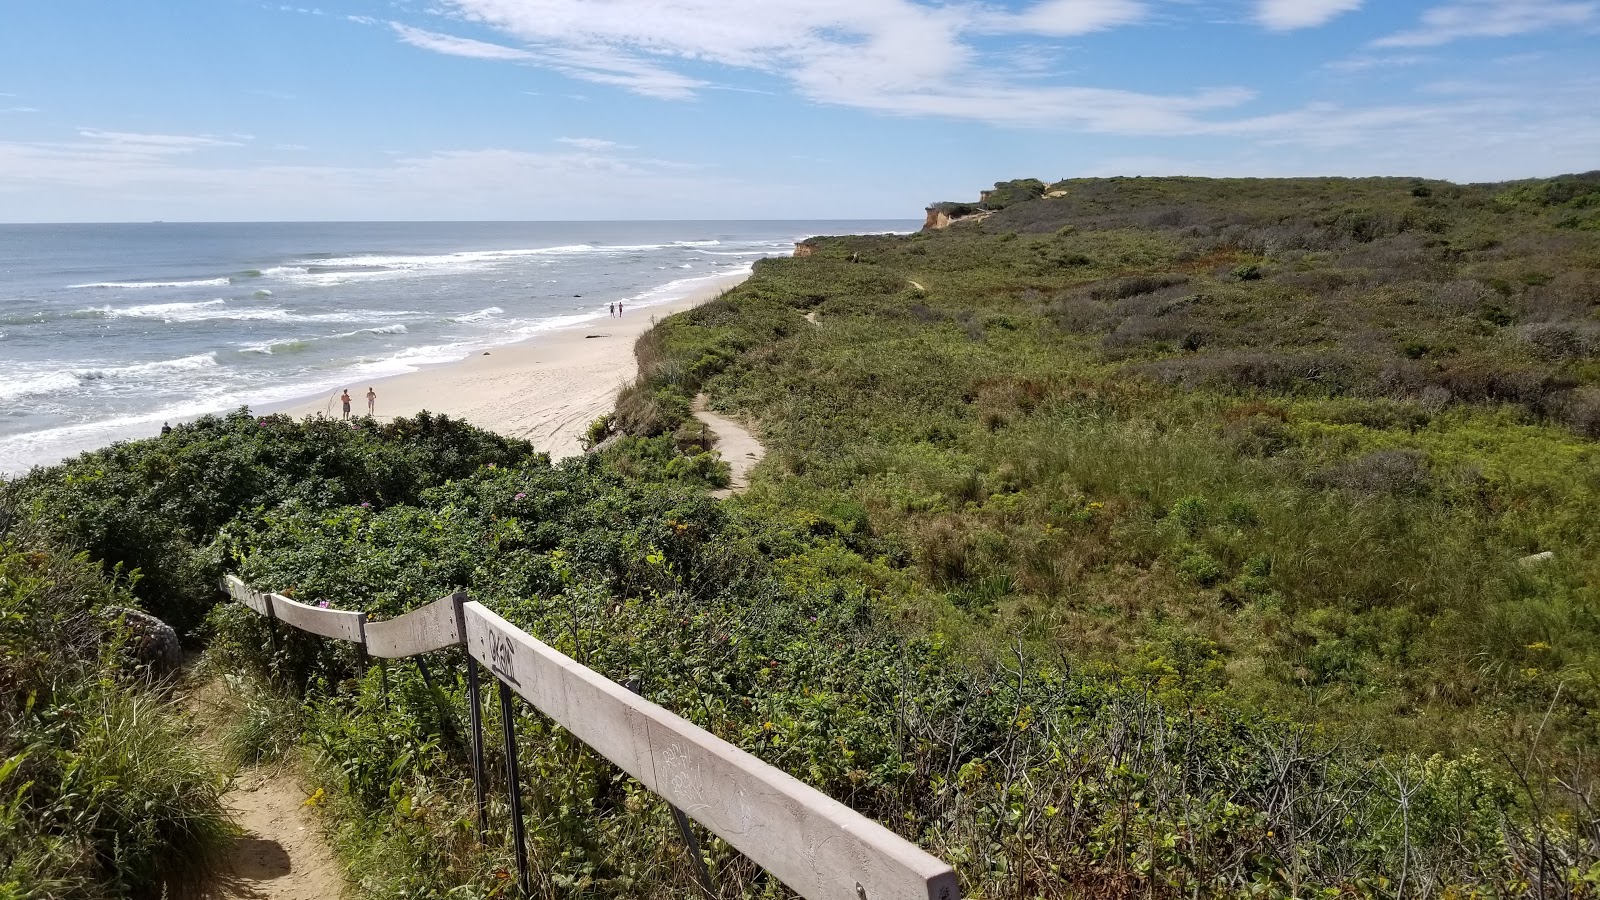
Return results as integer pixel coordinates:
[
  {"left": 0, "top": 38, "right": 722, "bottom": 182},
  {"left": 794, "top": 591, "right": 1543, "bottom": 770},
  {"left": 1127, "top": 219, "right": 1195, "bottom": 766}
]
[{"left": 266, "top": 270, "right": 750, "bottom": 459}]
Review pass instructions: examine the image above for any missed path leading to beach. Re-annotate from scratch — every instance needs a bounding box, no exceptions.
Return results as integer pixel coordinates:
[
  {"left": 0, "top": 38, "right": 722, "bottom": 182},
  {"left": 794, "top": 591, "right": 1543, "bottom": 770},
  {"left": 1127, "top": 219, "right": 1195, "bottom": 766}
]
[
  {"left": 188, "top": 677, "right": 343, "bottom": 900},
  {"left": 204, "top": 769, "right": 342, "bottom": 900},
  {"left": 694, "top": 394, "right": 764, "bottom": 498}
]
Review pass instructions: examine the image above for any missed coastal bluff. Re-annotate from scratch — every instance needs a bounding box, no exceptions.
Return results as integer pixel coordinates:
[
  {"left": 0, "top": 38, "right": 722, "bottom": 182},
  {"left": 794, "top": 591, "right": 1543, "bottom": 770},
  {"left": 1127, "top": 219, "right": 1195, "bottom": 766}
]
[{"left": 923, "top": 177, "right": 1072, "bottom": 230}]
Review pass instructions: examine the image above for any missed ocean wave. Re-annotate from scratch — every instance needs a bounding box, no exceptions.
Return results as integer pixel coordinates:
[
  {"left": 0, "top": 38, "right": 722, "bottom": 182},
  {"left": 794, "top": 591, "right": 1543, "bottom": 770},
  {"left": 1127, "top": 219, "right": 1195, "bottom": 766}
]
[
  {"left": 84, "top": 298, "right": 421, "bottom": 325},
  {"left": 619, "top": 266, "right": 755, "bottom": 307},
  {"left": 290, "top": 242, "right": 688, "bottom": 272},
  {"left": 70, "top": 277, "right": 232, "bottom": 289},
  {"left": 75, "top": 353, "right": 219, "bottom": 381},
  {"left": 238, "top": 339, "right": 311, "bottom": 356},
  {"left": 89, "top": 299, "right": 228, "bottom": 321},
  {"left": 448, "top": 306, "right": 503, "bottom": 323},
  {"left": 691, "top": 249, "right": 789, "bottom": 257},
  {"left": 673, "top": 240, "right": 722, "bottom": 247},
  {"left": 0, "top": 353, "right": 219, "bottom": 403},
  {"left": 0, "top": 371, "right": 82, "bottom": 403}
]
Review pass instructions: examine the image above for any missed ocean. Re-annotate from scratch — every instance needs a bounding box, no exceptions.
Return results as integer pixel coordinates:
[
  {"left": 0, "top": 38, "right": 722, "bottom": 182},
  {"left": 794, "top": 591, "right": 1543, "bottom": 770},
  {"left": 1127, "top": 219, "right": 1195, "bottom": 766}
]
[{"left": 0, "top": 220, "right": 914, "bottom": 475}]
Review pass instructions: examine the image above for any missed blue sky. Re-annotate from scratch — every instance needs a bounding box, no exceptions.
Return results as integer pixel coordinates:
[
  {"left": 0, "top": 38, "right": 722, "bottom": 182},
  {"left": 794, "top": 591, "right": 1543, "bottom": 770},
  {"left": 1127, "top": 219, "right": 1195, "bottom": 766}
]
[{"left": 1, "top": 0, "right": 1597, "bottom": 221}]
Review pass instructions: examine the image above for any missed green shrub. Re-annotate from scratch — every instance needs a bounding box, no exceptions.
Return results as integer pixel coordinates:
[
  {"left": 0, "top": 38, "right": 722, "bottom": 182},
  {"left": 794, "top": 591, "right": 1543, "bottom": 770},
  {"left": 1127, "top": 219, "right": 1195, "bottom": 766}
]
[{"left": 0, "top": 539, "right": 233, "bottom": 898}]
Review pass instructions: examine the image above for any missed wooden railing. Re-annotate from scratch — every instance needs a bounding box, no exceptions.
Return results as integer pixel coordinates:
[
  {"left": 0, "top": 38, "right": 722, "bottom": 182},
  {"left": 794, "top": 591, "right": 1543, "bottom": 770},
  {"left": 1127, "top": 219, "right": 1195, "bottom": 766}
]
[{"left": 220, "top": 575, "right": 960, "bottom": 900}]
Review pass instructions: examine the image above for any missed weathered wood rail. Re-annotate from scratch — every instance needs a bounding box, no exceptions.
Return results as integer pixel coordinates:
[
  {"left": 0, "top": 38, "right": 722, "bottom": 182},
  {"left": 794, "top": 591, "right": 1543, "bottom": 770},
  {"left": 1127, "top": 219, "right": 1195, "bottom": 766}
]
[{"left": 219, "top": 575, "right": 959, "bottom": 900}]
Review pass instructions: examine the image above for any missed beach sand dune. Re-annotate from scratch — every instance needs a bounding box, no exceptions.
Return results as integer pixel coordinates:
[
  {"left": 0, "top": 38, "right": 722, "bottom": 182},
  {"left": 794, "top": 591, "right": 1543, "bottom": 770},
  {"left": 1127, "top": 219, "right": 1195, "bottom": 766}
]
[{"left": 273, "top": 272, "right": 749, "bottom": 459}]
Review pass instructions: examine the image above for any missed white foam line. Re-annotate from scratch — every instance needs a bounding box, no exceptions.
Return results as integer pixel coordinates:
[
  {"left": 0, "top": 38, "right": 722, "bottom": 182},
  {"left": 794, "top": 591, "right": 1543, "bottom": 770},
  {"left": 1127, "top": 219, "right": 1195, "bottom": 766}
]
[{"left": 70, "top": 277, "right": 232, "bottom": 289}]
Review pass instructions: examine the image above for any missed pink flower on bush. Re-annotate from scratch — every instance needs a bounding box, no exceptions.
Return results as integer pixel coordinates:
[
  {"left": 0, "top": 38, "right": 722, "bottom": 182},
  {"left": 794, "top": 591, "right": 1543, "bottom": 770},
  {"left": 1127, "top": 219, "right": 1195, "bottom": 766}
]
[
  {"left": 317, "top": 600, "right": 329, "bottom": 608},
  {"left": 514, "top": 493, "right": 526, "bottom": 500}
]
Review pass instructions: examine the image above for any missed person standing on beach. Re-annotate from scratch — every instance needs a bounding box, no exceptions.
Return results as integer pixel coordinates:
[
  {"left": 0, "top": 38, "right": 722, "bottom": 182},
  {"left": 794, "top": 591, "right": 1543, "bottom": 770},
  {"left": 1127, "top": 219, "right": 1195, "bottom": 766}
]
[
  {"left": 608, "top": 302, "right": 615, "bottom": 317},
  {"left": 617, "top": 301, "right": 624, "bottom": 316},
  {"left": 340, "top": 389, "right": 352, "bottom": 420},
  {"left": 366, "top": 387, "right": 376, "bottom": 416}
]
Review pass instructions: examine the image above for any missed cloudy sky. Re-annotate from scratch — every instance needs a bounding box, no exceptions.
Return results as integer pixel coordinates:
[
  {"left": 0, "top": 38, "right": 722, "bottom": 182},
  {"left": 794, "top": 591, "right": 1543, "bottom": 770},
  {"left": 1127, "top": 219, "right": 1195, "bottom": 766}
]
[{"left": 1, "top": 0, "right": 1597, "bottom": 221}]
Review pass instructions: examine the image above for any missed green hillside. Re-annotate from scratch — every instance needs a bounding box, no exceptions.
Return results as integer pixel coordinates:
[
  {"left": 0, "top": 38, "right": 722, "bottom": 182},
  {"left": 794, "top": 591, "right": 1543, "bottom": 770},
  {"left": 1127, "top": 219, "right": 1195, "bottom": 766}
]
[{"left": 4, "top": 174, "right": 1599, "bottom": 899}]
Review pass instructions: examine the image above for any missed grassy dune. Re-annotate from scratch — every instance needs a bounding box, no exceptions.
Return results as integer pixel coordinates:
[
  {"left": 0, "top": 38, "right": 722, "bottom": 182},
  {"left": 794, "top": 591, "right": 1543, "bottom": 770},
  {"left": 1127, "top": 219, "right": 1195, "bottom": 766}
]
[{"left": 2, "top": 173, "right": 1598, "bottom": 898}]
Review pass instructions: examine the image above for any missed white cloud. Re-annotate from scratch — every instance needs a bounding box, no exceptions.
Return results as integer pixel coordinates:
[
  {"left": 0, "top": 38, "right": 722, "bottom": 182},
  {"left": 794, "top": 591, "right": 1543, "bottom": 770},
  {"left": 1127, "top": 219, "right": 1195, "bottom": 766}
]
[
  {"left": 378, "top": 0, "right": 1268, "bottom": 130},
  {"left": 1256, "top": 0, "right": 1364, "bottom": 31},
  {"left": 390, "top": 22, "right": 534, "bottom": 60},
  {"left": 980, "top": 0, "right": 1147, "bottom": 36},
  {"left": 75, "top": 130, "right": 246, "bottom": 154},
  {"left": 386, "top": 22, "right": 706, "bottom": 98},
  {"left": 2, "top": 107, "right": 39, "bottom": 113},
  {"left": 557, "top": 137, "right": 634, "bottom": 150},
  {"left": 1322, "top": 53, "right": 1434, "bottom": 73},
  {"left": 1376, "top": 0, "right": 1598, "bottom": 47}
]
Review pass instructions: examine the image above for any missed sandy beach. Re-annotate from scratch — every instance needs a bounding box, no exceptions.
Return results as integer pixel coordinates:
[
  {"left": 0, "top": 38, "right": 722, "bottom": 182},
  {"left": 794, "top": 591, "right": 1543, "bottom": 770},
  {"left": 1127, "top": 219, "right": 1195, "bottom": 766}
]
[{"left": 270, "top": 271, "right": 750, "bottom": 459}]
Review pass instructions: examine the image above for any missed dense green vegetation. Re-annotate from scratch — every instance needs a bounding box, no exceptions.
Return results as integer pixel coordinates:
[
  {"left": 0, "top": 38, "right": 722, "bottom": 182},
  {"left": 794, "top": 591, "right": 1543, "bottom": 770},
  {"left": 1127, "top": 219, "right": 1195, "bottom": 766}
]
[
  {"left": 0, "top": 533, "right": 233, "bottom": 898},
  {"left": 2, "top": 173, "right": 1598, "bottom": 899},
  {"left": 627, "top": 174, "right": 1600, "bottom": 753}
]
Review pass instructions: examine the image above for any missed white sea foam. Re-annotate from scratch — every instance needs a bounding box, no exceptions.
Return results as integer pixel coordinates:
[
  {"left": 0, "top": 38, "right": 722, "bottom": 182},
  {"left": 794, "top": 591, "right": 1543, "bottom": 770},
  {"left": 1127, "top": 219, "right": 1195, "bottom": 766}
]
[
  {"left": 86, "top": 298, "right": 421, "bottom": 325},
  {"left": 448, "top": 305, "right": 502, "bottom": 323},
  {"left": 0, "top": 371, "right": 82, "bottom": 403},
  {"left": 238, "top": 339, "right": 311, "bottom": 356},
  {"left": 692, "top": 249, "right": 789, "bottom": 257},
  {"left": 0, "top": 353, "right": 218, "bottom": 403},
  {"left": 70, "top": 277, "right": 232, "bottom": 289},
  {"left": 89, "top": 299, "right": 228, "bottom": 320},
  {"left": 295, "top": 242, "right": 689, "bottom": 271},
  {"left": 75, "top": 353, "right": 219, "bottom": 381}
]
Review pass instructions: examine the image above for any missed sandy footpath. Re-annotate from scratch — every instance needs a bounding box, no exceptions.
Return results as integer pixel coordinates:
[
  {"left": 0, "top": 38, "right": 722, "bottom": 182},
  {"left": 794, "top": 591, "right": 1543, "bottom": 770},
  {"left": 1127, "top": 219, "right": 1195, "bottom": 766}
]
[{"left": 270, "top": 271, "right": 749, "bottom": 459}]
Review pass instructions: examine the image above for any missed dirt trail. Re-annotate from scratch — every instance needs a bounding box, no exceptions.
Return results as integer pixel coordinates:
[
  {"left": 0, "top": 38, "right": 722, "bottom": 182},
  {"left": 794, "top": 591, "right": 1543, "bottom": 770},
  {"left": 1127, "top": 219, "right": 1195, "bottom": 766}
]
[
  {"left": 202, "top": 769, "right": 343, "bottom": 900},
  {"left": 190, "top": 681, "right": 344, "bottom": 900},
  {"left": 693, "top": 394, "right": 765, "bottom": 498}
]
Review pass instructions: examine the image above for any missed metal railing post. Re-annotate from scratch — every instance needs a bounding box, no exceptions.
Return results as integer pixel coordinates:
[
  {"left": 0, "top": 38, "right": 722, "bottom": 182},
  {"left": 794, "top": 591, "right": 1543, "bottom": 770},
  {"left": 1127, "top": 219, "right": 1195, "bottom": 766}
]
[
  {"left": 499, "top": 680, "right": 532, "bottom": 899},
  {"left": 465, "top": 655, "right": 489, "bottom": 842},
  {"left": 626, "top": 677, "right": 715, "bottom": 898}
]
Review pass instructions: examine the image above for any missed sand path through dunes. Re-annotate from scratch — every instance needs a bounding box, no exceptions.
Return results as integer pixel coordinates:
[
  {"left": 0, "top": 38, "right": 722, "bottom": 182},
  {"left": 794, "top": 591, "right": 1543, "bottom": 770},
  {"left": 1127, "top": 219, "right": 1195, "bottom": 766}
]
[
  {"left": 202, "top": 769, "right": 342, "bottom": 900},
  {"left": 185, "top": 676, "right": 343, "bottom": 900},
  {"left": 694, "top": 394, "right": 764, "bottom": 498}
]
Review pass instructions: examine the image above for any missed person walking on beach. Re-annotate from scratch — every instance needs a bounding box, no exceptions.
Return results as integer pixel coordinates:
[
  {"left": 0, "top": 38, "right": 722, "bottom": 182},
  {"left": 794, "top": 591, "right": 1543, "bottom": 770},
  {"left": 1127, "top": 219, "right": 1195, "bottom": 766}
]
[
  {"left": 340, "top": 389, "right": 352, "bottom": 420},
  {"left": 608, "top": 302, "right": 615, "bottom": 317},
  {"left": 366, "top": 387, "right": 376, "bottom": 416},
  {"left": 617, "top": 301, "right": 624, "bottom": 316}
]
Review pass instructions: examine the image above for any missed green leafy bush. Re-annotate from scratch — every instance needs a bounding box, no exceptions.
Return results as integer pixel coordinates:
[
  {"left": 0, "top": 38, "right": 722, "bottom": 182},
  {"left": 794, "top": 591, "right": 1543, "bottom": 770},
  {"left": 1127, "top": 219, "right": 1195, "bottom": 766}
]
[{"left": 0, "top": 538, "right": 233, "bottom": 898}]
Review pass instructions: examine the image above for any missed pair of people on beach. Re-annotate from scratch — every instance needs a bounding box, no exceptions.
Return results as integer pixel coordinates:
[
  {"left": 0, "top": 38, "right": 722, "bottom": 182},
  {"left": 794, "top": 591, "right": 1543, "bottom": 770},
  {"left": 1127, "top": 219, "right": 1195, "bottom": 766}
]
[
  {"left": 607, "top": 301, "right": 625, "bottom": 317},
  {"left": 340, "top": 387, "right": 376, "bottom": 420}
]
